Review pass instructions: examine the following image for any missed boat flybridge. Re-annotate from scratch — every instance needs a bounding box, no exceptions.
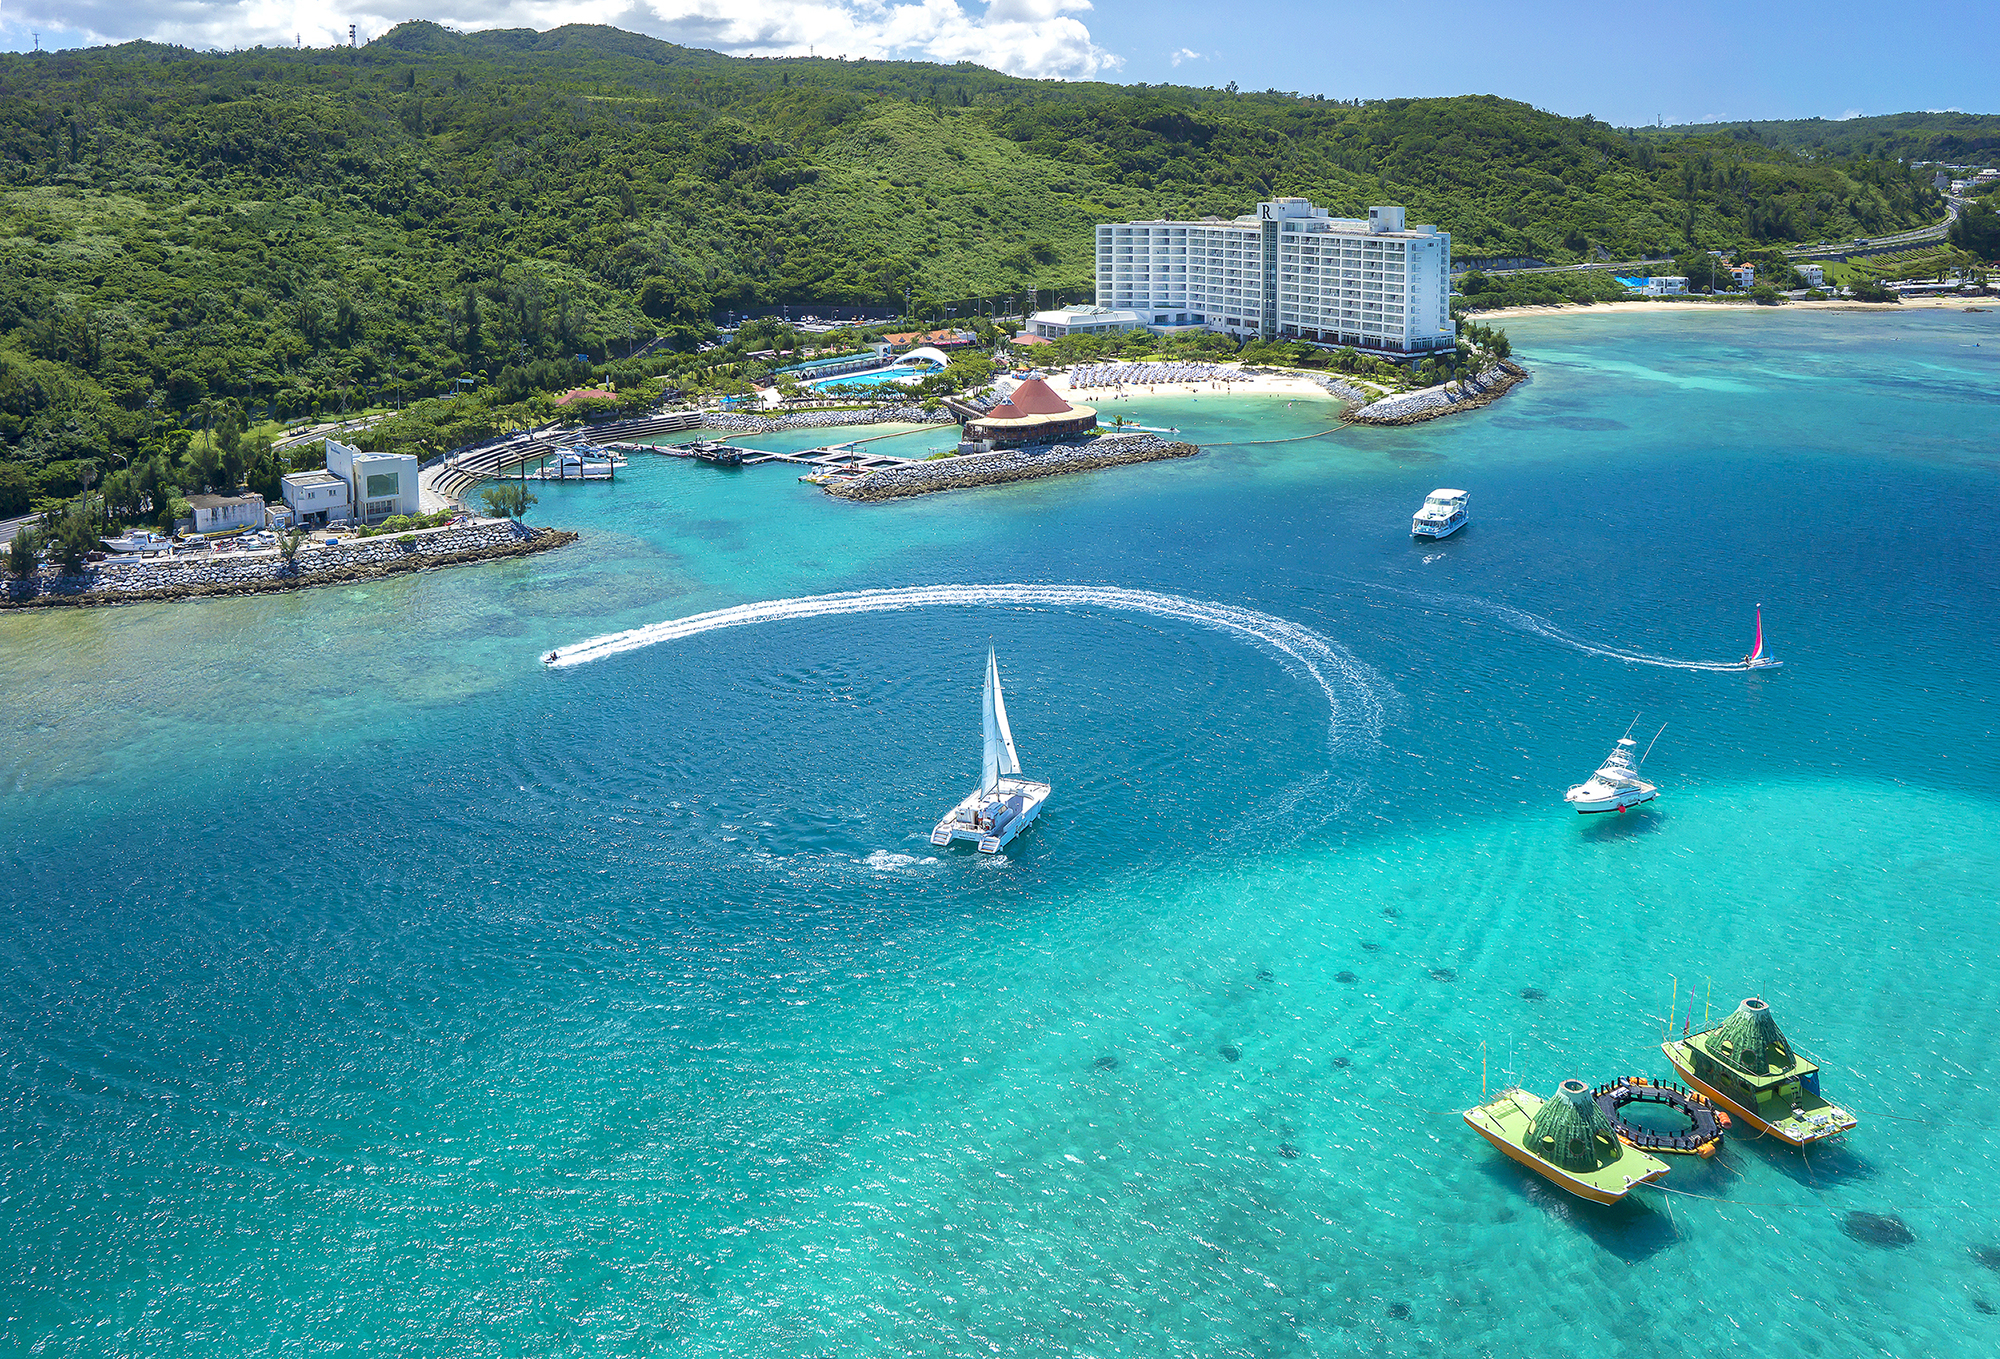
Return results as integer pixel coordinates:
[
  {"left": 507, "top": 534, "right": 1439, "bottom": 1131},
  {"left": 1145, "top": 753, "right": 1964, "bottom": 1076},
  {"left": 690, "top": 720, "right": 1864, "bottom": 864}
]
[
  {"left": 1412, "top": 489, "right": 1470, "bottom": 538},
  {"left": 1565, "top": 717, "right": 1666, "bottom": 814},
  {"left": 932, "top": 647, "right": 1051, "bottom": 854}
]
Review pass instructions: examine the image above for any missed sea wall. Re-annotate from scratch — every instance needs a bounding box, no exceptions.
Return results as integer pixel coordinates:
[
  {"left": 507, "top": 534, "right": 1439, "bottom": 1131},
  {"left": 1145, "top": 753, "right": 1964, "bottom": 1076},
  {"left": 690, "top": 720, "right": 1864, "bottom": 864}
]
[
  {"left": 2, "top": 520, "right": 575, "bottom": 609},
  {"left": 704, "top": 405, "right": 957, "bottom": 434},
  {"left": 824, "top": 434, "right": 1198, "bottom": 503},
  {"left": 1345, "top": 361, "right": 1527, "bottom": 425}
]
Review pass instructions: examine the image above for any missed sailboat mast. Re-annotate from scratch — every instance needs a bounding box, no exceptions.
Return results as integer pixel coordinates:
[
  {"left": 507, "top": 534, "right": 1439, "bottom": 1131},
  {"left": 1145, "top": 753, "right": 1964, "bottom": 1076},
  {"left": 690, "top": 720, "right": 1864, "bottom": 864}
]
[{"left": 1751, "top": 605, "right": 1764, "bottom": 662}]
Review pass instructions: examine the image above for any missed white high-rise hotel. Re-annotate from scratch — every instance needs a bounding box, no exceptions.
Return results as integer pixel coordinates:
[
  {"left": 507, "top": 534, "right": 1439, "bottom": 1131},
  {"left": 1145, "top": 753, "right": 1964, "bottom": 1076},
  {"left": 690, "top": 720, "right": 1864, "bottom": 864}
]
[{"left": 1095, "top": 199, "right": 1453, "bottom": 355}]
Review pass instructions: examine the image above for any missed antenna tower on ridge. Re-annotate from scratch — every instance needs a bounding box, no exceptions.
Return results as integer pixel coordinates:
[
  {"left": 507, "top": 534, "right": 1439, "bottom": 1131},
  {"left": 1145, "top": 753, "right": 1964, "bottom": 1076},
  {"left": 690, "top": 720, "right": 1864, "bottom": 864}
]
[{"left": 349, "top": 25, "right": 357, "bottom": 47}]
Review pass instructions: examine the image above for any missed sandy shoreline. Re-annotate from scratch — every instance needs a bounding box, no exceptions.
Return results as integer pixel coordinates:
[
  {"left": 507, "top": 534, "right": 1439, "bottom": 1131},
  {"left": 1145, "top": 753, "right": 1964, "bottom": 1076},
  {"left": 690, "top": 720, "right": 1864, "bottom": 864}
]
[
  {"left": 1467, "top": 296, "right": 1994, "bottom": 322},
  {"left": 1042, "top": 367, "right": 1347, "bottom": 402}
]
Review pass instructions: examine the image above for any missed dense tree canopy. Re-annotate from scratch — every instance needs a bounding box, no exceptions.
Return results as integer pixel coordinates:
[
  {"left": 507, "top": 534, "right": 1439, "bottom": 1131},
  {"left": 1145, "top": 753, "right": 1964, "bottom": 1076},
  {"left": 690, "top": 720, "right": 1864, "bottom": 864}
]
[{"left": 0, "top": 21, "right": 1953, "bottom": 498}]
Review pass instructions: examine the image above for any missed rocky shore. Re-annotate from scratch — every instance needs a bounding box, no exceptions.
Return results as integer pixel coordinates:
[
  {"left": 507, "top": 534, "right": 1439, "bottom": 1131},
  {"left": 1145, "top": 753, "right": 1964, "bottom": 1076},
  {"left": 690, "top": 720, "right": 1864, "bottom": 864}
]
[
  {"left": 1345, "top": 361, "right": 1527, "bottom": 425},
  {"left": 2, "top": 520, "right": 575, "bottom": 609},
  {"left": 824, "top": 434, "right": 1199, "bottom": 503},
  {"left": 704, "top": 404, "right": 957, "bottom": 435}
]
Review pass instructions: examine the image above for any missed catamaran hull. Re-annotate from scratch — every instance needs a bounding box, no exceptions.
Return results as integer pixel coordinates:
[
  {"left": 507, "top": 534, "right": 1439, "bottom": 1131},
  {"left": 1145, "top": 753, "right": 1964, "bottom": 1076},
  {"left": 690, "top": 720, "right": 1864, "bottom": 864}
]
[
  {"left": 934, "top": 800, "right": 1044, "bottom": 853},
  {"left": 1412, "top": 517, "right": 1465, "bottom": 538},
  {"left": 1462, "top": 1112, "right": 1661, "bottom": 1203},
  {"left": 1660, "top": 1044, "right": 1852, "bottom": 1146},
  {"left": 931, "top": 778, "right": 1051, "bottom": 854}
]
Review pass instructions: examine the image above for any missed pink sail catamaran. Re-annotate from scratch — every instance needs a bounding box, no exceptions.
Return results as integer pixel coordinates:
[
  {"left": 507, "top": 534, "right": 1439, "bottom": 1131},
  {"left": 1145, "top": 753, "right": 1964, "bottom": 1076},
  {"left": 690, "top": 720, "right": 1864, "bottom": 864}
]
[{"left": 1741, "top": 605, "right": 1783, "bottom": 670}]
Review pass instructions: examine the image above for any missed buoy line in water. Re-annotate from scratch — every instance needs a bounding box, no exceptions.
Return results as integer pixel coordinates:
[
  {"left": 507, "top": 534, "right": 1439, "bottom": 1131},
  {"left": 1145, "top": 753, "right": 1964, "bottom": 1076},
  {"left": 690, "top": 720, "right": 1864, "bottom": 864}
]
[
  {"left": 1366, "top": 583, "right": 1754, "bottom": 672},
  {"left": 545, "top": 584, "right": 1386, "bottom": 757}
]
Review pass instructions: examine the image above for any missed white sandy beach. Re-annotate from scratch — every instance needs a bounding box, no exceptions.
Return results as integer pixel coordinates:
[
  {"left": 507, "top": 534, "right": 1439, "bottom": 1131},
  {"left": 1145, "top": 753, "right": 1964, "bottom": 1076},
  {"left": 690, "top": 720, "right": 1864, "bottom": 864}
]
[
  {"left": 1042, "top": 366, "right": 1350, "bottom": 402},
  {"left": 1468, "top": 295, "right": 1994, "bottom": 322}
]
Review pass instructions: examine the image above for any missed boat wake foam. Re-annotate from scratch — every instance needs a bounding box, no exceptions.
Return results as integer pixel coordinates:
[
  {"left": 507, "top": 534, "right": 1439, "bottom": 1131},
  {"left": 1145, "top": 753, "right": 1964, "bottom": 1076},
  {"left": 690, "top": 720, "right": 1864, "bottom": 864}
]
[
  {"left": 546, "top": 583, "right": 1385, "bottom": 756},
  {"left": 1371, "top": 584, "right": 1751, "bottom": 672}
]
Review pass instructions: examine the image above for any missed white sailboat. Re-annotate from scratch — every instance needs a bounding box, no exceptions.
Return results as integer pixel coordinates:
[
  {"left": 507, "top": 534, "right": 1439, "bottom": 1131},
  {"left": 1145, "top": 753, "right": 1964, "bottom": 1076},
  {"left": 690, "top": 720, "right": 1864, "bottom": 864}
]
[
  {"left": 1565, "top": 717, "right": 1666, "bottom": 815},
  {"left": 1739, "top": 604, "right": 1783, "bottom": 670},
  {"left": 931, "top": 647, "right": 1052, "bottom": 854}
]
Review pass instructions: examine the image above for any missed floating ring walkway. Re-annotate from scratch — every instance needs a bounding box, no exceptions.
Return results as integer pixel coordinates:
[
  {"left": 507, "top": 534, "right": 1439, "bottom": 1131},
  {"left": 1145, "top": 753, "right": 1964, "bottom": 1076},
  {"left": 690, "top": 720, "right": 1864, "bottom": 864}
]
[{"left": 1594, "top": 1077, "right": 1729, "bottom": 1156}]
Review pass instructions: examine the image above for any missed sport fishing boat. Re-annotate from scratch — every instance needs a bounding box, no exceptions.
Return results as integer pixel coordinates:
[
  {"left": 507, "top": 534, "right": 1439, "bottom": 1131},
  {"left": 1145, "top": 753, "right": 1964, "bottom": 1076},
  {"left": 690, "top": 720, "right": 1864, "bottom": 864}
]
[
  {"left": 931, "top": 647, "right": 1051, "bottom": 854},
  {"left": 1662, "top": 997, "right": 1857, "bottom": 1146},
  {"left": 1411, "top": 488, "right": 1470, "bottom": 538},
  {"left": 1738, "top": 604, "right": 1783, "bottom": 670},
  {"left": 1464, "top": 1080, "right": 1670, "bottom": 1203},
  {"left": 1564, "top": 719, "right": 1665, "bottom": 814}
]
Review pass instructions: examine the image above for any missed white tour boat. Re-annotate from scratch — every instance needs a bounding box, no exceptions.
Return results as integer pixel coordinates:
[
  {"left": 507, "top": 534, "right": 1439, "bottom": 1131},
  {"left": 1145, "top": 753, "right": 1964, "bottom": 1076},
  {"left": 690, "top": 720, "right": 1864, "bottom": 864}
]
[
  {"left": 931, "top": 647, "right": 1051, "bottom": 854},
  {"left": 1412, "top": 489, "right": 1470, "bottom": 538},
  {"left": 1565, "top": 719, "right": 1666, "bottom": 815},
  {"left": 1739, "top": 604, "right": 1783, "bottom": 671}
]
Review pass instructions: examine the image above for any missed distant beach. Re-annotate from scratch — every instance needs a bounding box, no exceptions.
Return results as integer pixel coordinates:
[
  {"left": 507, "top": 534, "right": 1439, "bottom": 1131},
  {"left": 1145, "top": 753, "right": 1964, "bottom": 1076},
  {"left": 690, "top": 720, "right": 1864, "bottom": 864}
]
[{"left": 1468, "top": 295, "right": 1991, "bottom": 322}]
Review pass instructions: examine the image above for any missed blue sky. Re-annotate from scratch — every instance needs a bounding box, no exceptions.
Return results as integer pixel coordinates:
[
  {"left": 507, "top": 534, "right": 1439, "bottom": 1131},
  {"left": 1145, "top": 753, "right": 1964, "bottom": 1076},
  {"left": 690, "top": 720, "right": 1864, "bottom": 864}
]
[{"left": 0, "top": 0, "right": 1991, "bottom": 129}]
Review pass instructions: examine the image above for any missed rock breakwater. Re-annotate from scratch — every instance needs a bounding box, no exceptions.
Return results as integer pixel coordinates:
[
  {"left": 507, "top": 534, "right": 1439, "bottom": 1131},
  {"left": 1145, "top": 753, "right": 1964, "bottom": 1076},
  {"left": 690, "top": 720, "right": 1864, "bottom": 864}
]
[
  {"left": 3, "top": 520, "right": 575, "bottom": 609},
  {"left": 824, "top": 434, "right": 1199, "bottom": 503},
  {"left": 1345, "top": 362, "right": 1527, "bottom": 425}
]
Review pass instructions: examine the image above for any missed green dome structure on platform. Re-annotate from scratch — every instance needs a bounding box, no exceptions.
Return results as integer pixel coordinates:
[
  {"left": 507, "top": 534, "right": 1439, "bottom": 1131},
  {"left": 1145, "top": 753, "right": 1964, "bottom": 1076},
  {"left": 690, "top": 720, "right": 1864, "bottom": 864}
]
[
  {"left": 1525, "top": 1079, "right": 1624, "bottom": 1173},
  {"left": 1711, "top": 997, "right": 1795, "bottom": 1075}
]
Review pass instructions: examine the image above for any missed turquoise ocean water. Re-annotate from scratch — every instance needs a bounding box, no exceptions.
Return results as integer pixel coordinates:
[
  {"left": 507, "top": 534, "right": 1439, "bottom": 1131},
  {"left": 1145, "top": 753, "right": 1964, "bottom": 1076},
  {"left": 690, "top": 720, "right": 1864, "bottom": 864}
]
[{"left": 3, "top": 309, "right": 1998, "bottom": 1355}]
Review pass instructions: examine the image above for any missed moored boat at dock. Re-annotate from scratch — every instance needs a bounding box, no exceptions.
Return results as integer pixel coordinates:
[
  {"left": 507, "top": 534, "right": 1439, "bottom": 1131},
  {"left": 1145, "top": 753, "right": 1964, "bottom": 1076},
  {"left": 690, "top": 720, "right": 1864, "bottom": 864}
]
[
  {"left": 686, "top": 441, "right": 745, "bottom": 466},
  {"left": 1464, "top": 1079, "right": 1670, "bottom": 1203},
  {"left": 1663, "top": 998, "right": 1855, "bottom": 1146}
]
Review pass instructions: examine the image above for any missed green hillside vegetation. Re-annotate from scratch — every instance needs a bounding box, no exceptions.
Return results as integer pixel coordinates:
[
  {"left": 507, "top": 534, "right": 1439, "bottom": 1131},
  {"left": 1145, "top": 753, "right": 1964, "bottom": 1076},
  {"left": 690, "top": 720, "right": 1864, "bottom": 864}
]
[
  {"left": 0, "top": 21, "right": 1949, "bottom": 515},
  {"left": 1632, "top": 112, "right": 2000, "bottom": 164}
]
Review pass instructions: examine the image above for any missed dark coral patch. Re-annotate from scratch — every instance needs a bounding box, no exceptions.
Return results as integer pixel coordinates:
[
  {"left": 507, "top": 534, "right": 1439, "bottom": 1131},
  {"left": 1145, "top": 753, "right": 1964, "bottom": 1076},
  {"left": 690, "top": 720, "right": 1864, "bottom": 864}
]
[
  {"left": 1278, "top": 1143, "right": 1301, "bottom": 1159},
  {"left": 1219, "top": 1045, "right": 1241, "bottom": 1063},
  {"left": 1335, "top": 971, "right": 1358, "bottom": 984},
  {"left": 1842, "top": 1212, "right": 1915, "bottom": 1247},
  {"left": 1519, "top": 987, "right": 1547, "bottom": 1001},
  {"left": 1093, "top": 1054, "right": 1121, "bottom": 1071},
  {"left": 1429, "top": 968, "right": 1457, "bottom": 983}
]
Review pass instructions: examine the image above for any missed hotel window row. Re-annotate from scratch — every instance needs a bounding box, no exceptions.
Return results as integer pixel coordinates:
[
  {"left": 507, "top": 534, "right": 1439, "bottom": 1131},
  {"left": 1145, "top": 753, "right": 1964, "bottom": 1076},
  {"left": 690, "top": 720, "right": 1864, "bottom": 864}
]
[{"left": 1094, "top": 200, "right": 1453, "bottom": 355}]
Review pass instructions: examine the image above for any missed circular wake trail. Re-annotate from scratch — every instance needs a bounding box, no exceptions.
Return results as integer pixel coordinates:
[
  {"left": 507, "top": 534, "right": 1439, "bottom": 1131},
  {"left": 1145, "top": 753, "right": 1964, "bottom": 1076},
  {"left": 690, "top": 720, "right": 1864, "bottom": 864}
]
[
  {"left": 546, "top": 584, "right": 1384, "bottom": 754},
  {"left": 1371, "top": 583, "right": 1748, "bottom": 672}
]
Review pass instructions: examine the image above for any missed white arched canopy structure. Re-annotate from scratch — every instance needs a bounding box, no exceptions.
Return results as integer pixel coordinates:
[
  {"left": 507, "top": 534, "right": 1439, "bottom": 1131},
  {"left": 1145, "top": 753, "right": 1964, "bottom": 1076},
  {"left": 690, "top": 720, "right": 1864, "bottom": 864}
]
[{"left": 901, "top": 346, "right": 953, "bottom": 369}]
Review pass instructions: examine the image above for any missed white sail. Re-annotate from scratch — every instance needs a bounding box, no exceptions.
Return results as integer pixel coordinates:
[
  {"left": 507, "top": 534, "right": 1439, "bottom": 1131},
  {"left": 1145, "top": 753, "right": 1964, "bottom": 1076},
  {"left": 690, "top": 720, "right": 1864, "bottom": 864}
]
[{"left": 982, "top": 646, "right": 1022, "bottom": 791}]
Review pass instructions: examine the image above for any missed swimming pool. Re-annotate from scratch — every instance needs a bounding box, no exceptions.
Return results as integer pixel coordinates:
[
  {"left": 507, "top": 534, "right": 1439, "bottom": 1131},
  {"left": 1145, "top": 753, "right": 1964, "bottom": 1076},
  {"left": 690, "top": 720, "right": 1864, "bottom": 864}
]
[{"left": 799, "top": 363, "right": 935, "bottom": 390}]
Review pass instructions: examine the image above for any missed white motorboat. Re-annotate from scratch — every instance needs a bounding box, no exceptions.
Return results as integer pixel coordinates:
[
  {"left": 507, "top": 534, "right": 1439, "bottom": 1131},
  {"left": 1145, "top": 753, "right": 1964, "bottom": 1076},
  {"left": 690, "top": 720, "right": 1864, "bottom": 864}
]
[
  {"left": 1738, "top": 604, "right": 1783, "bottom": 671},
  {"left": 1565, "top": 719, "right": 1666, "bottom": 815},
  {"left": 931, "top": 646, "right": 1051, "bottom": 854},
  {"left": 1412, "top": 489, "right": 1470, "bottom": 538},
  {"left": 100, "top": 530, "right": 172, "bottom": 555}
]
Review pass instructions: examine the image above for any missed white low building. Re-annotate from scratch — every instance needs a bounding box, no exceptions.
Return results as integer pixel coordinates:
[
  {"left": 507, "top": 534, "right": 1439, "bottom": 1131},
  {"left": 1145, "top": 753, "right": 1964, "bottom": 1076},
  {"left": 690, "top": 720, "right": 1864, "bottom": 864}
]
[
  {"left": 1094, "top": 199, "right": 1454, "bottom": 355},
  {"left": 1797, "top": 263, "right": 1825, "bottom": 289},
  {"left": 325, "top": 438, "right": 419, "bottom": 523},
  {"left": 1027, "top": 305, "right": 1146, "bottom": 339},
  {"left": 1632, "top": 276, "right": 1688, "bottom": 297},
  {"left": 187, "top": 492, "right": 266, "bottom": 535},
  {"left": 282, "top": 469, "right": 352, "bottom": 527}
]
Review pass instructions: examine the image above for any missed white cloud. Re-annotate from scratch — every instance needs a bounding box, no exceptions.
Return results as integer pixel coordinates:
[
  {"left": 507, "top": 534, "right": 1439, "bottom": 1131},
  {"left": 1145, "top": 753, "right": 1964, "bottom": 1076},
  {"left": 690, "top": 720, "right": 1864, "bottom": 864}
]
[
  {"left": 13, "top": 0, "right": 1123, "bottom": 81},
  {"left": 1837, "top": 108, "right": 1863, "bottom": 121},
  {"left": 1168, "top": 47, "right": 1200, "bottom": 67}
]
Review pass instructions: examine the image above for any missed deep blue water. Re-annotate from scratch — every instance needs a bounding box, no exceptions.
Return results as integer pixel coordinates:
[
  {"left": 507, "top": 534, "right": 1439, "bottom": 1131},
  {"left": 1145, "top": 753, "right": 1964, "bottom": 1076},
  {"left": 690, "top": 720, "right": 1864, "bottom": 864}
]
[{"left": 3, "top": 309, "right": 1998, "bottom": 1356}]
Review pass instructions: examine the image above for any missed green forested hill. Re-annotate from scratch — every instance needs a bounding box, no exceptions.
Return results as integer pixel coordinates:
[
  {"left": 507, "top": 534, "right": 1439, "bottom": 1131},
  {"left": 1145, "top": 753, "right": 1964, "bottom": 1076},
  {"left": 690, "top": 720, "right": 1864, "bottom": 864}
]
[
  {"left": 0, "top": 21, "right": 1948, "bottom": 496},
  {"left": 1631, "top": 112, "right": 2000, "bottom": 163}
]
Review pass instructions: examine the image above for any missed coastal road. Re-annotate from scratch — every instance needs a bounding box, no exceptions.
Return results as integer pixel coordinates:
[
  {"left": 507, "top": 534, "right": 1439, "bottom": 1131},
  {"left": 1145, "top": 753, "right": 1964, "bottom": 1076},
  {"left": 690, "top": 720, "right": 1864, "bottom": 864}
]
[
  {"left": 1468, "top": 201, "right": 1961, "bottom": 279},
  {"left": 0, "top": 513, "right": 32, "bottom": 545}
]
